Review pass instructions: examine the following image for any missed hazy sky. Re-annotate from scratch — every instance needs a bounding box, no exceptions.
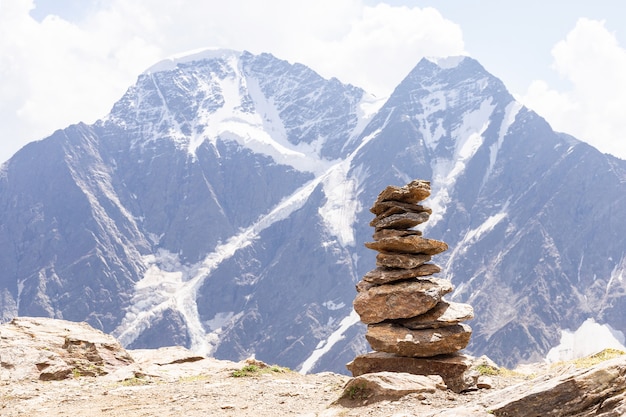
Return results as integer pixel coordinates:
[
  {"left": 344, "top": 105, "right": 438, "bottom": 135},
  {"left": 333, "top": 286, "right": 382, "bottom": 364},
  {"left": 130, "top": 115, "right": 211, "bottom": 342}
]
[{"left": 2, "top": 0, "right": 626, "bottom": 163}]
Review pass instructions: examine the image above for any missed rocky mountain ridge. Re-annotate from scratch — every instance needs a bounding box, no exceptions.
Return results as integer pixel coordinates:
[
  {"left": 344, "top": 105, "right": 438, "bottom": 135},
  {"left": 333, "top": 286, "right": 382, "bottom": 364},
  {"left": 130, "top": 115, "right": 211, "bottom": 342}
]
[
  {"left": 1, "top": 49, "right": 626, "bottom": 373},
  {"left": 2, "top": 317, "right": 626, "bottom": 416}
]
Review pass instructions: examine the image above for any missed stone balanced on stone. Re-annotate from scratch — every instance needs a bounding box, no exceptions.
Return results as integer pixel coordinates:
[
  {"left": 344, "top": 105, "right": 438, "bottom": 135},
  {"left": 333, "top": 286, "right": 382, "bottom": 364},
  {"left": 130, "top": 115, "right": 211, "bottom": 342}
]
[{"left": 346, "top": 179, "right": 476, "bottom": 392}]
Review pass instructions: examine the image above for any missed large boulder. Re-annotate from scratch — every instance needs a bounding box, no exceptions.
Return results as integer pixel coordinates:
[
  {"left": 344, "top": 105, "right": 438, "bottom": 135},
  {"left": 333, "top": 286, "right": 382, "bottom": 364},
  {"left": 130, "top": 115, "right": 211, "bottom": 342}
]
[
  {"left": 337, "top": 371, "right": 445, "bottom": 405},
  {"left": 0, "top": 317, "right": 134, "bottom": 381},
  {"left": 482, "top": 354, "right": 626, "bottom": 416}
]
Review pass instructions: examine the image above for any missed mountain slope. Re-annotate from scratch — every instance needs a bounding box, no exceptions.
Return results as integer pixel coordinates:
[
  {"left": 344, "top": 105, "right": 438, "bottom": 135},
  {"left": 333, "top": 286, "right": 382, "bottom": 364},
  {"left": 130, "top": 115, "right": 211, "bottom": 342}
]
[{"left": 1, "top": 50, "right": 625, "bottom": 372}]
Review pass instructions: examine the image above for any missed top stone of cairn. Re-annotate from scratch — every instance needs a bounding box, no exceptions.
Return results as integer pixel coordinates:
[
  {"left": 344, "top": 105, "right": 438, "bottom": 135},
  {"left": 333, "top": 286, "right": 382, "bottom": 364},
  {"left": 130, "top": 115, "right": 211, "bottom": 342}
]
[{"left": 371, "top": 180, "right": 431, "bottom": 213}]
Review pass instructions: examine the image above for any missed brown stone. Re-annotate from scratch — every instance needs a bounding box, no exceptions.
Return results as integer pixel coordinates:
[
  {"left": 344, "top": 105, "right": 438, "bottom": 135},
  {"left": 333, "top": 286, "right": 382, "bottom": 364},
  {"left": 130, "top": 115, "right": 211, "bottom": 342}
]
[
  {"left": 355, "top": 279, "right": 374, "bottom": 292},
  {"left": 353, "top": 278, "right": 453, "bottom": 324},
  {"left": 346, "top": 351, "right": 475, "bottom": 393},
  {"left": 482, "top": 355, "right": 626, "bottom": 417},
  {"left": 393, "top": 300, "right": 475, "bottom": 329},
  {"left": 375, "top": 252, "right": 433, "bottom": 269},
  {"left": 338, "top": 372, "right": 444, "bottom": 404},
  {"left": 370, "top": 200, "right": 432, "bottom": 216},
  {"left": 0, "top": 317, "right": 134, "bottom": 381},
  {"left": 372, "top": 180, "right": 431, "bottom": 207},
  {"left": 372, "top": 228, "right": 422, "bottom": 240},
  {"left": 365, "top": 235, "right": 448, "bottom": 255},
  {"left": 364, "top": 263, "right": 440, "bottom": 285},
  {"left": 365, "top": 322, "right": 472, "bottom": 357},
  {"left": 370, "top": 211, "right": 430, "bottom": 229}
]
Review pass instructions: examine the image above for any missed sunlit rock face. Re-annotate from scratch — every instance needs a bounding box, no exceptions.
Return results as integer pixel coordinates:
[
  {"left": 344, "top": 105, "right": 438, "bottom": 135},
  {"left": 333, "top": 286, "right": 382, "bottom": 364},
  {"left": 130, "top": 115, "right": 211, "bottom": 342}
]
[{"left": 2, "top": 51, "right": 626, "bottom": 373}]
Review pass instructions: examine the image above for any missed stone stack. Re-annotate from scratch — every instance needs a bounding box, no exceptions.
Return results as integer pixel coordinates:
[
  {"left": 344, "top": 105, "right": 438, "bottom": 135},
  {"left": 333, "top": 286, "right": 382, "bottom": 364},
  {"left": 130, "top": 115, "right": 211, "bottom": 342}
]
[{"left": 347, "top": 180, "right": 476, "bottom": 392}]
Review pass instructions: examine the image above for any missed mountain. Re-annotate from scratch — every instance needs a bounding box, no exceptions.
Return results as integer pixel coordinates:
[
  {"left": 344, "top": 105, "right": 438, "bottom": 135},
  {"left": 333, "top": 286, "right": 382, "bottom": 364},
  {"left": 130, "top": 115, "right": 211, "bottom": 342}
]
[{"left": 1, "top": 49, "right": 626, "bottom": 373}]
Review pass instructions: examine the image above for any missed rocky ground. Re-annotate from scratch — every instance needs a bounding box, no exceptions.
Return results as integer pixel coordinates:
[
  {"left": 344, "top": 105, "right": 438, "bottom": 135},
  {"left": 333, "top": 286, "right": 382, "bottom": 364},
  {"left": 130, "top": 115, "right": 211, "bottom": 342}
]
[
  {"left": 2, "top": 317, "right": 626, "bottom": 416},
  {"left": 2, "top": 350, "right": 533, "bottom": 417}
]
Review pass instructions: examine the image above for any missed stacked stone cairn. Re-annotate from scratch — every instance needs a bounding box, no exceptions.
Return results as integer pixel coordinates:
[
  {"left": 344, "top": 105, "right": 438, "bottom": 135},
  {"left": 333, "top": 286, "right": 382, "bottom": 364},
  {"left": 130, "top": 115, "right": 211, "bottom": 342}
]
[{"left": 346, "top": 179, "right": 476, "bottom": 392}]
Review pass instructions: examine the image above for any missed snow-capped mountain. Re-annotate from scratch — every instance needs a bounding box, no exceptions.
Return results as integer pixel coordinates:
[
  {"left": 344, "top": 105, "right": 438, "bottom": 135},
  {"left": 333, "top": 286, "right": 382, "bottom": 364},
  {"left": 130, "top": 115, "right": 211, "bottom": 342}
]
[{"left": 1, "top": 49, "right": 625, "bottom": 373}]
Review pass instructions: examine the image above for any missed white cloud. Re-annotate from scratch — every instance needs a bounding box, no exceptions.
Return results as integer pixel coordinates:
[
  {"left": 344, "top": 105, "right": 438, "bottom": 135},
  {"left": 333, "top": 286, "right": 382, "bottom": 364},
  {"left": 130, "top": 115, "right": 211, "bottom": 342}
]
[
  {"left": 0, "top": 0, "right": 162, "bottom": 163},
  {"left": 0, "top": 0, "right": 464, "bottom": 163},
  {"left": 520, "top": 18, "right": 626, "bottom": 160}
]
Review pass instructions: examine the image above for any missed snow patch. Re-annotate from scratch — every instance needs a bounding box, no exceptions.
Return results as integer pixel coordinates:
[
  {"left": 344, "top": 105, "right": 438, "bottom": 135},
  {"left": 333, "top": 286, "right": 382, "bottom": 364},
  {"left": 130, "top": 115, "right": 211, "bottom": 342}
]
[
  {"left": 299, "top": 309, "right": 361, "bottom": 374},
  {"left": 115, "top": 174, "right": 339, "bottom": 356},
  {"left": 318, "top": 163, "right": 359, "bottom": 247},
  {"left": 317, "top": 125, "right": 383, "bottom": 247},
  {"left": 417, "top": 90, "right": 447, "bottom": 150},
  {"left": 322, "top": 300, "right": 345, "bottom": 311},
  {"left": 606, "top": 255, "right": 625, "bottom": 294},
  {"left": 426, "top": 56, "right": 467, "bottom": 69},
  {"left": 205, "top": 312, "right": 235, "bottom": 332},
  {"left": 427, "top": 98, "right": 495, "bottom": 228},
  {"left": 546, "top": 318, "right": 626, "bottom": 363},
  {"left": 485, "top": 101, "right": 522, "bottom": 183},
  {"left": 465, "top": 210, "right": 508, "bottom": 244}
]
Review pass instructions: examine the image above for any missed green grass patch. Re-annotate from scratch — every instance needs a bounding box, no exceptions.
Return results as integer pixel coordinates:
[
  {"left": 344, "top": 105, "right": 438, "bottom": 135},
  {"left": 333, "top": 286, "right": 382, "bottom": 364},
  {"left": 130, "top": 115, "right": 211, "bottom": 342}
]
[
  {"left": 474, "top": 364, "right": 500, "bottom": 376},
  {"left": 343, "top": 382, "right": 369, "bottom": 400},
  {"left": 231, "top": 363, "right": 289, "bottom": 378},
  {"left": 571, "top": 348, "right": 625, "bottom": 368},
  {"left": 120, "top": 376, "right": 150, "bottom": 386}
]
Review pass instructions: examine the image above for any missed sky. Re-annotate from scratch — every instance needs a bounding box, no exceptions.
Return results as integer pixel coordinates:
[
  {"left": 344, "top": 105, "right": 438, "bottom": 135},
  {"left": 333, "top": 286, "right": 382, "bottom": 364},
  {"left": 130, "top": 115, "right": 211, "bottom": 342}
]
[{"left": 1, "top": 0, "right": 626, "bottom": 164}]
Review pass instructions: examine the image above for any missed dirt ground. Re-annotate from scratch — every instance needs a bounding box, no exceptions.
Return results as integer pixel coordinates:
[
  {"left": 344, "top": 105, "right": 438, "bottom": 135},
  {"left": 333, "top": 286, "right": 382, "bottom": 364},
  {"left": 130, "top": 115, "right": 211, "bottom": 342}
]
[{"left": 1, "top": 352, "right": 535, "bottom": 417}]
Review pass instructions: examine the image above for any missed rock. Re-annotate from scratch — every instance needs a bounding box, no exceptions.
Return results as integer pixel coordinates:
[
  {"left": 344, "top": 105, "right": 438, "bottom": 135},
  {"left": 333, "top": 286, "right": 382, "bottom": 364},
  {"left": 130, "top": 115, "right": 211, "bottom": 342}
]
[
  {"left": 482, "top": 355, "right": 626, "bottom": 416},
  {"left": 353, "top": 279, "right": 453, "bottom": 324},
  {"left": 370, "top": 211, "right": 430, "bottom": 229},
  {"left": 0, "top": 317, "right": 134, "bottom": 381},
  {"left": 392, "top": 300, "right": 475, "bottom": 330},
  {"left": 350, "top": 179, "right": 476, "bottom": 389},
  {"left": 346, "top": 351, "right": 475, "bottom": 393},
  {"left": 337, "top": 372, "right": 445, "bottom": 404},
  {"left": 374, "top": 252, "right": 432, "bottom": 269},
  {"left": 365, "top": 323, "right": 472, "bottom": 357},
  {"left": 476, "top": 376, "right": 493, "bottom": 389},
  {"left": 372, "top": 228, "right": 422, "bottom": 240},
  {"left": 365, "top": 235, "right": 448, "bottom": 255},
  {"left": 371, "top": 180, "right": 431, "bottom": 207},
  {"left": 129, "top": 346, "right": 205, "bottom": 365},
  {"left": 364, "top": 263, "right": 440, "bottom": 285},
  {"left": 370, "top": 200, "right": 432, "bottom": 216}
]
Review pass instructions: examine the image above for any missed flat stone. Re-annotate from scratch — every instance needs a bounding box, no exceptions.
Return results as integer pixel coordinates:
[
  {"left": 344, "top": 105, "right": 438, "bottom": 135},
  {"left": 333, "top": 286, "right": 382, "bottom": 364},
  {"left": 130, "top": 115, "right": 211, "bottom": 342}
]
[
  {"left": 393, "top": 300, "right": 474, "bottom": 329},
  {"left": 476, "top": 376, "right": 493, "bottom": 389},
  {"left": 372, "top": 180, "right": 431, "bottom": 207},
  {"left": 346, "top": 351, "right": 475, "bottom": 393},
  {"left": 375, "top": 252, "right": 433, "bottom": 269},
  {"left": 365, "top": 322, "right": 472, "bottom": 357},
  {"left": 353, "top": 278, "right": 453, "bottom": 324},
  {"left": 370, "top": 211, "right": 430, "bottom": 229},
  {"left": 370, "top": 200, "right": 432, "bottom": 216},
  {"left": 365, "top": 235, "right": 448, "bottom": 255},
  {"left": 337, "top": 372, "right": 444, "bottom": 404},
  {"left": 364, "top": 263, "right": 439, "bottom": 285},
  {"left": 372, "top": 228, "right": 422, "bottom": 240}
]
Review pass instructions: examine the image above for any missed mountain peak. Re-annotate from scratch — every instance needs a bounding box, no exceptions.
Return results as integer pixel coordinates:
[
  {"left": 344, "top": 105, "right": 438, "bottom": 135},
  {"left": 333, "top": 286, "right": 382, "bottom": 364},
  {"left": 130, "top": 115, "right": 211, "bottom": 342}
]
[
  {"left": 424, "top": 55, "right": 468, "bottom": 69},
  {"left": 143, "top": 48, "right": 243, "bottom": 74}
]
